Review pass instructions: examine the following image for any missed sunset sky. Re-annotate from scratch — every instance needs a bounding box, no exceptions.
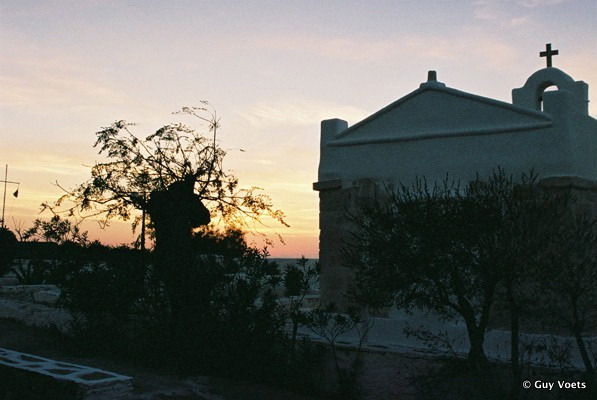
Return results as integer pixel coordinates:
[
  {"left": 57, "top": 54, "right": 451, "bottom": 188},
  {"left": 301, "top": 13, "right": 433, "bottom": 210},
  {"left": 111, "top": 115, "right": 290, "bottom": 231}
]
[{"left": 1, "top": 0, "right": 596, "bottom": 257}]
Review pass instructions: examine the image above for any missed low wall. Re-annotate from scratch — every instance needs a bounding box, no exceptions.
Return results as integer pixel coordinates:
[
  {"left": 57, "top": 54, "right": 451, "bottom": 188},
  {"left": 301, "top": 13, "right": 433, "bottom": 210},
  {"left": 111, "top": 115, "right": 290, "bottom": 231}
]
[
  {"left": 0, "top": 348, "right": 133, "bottom": 400},
  {"left": 0, "top": 285, "right": 72, "bottom": 333}
]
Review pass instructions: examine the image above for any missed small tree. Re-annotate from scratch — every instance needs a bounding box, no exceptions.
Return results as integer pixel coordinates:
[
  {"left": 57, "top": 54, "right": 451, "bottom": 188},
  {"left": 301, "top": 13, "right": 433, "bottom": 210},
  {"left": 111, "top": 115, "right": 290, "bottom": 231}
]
[
  {"left": 42, "top": 104, "right": 288, "bottom": 347},
  {"left": 42, "top": 104, "right": 287, "bottom": 247},
  {"left": 482, "top": 173, "right": 569, "bottom": 399},
  {"left": 348, "top": 174, "right": 505, "bottom": 369},
  {"left": 542, "top": 214, "right": 597, "bottom": 376},
  {"left": 307, "top": 304, "right": 373, "bottom": 398},
  {"left": 347, "top": 169, "right": 577, "bottom": 372},
  {"left": 282, "top": 257, "right": 320, "bottom": 359}
]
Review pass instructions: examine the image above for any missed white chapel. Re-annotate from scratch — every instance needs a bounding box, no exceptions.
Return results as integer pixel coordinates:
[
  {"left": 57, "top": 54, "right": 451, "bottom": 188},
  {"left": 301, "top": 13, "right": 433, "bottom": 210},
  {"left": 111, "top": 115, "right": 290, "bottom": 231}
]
[{"left": 314, "top": 45, "right": 597, "bottom": 307}]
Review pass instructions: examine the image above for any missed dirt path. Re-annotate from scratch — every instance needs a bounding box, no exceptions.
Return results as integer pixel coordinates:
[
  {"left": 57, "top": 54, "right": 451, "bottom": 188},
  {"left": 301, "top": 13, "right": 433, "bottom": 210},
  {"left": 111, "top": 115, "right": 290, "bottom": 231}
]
[{"left": 0, "top": 318, "right": 318, "bottom": 400}]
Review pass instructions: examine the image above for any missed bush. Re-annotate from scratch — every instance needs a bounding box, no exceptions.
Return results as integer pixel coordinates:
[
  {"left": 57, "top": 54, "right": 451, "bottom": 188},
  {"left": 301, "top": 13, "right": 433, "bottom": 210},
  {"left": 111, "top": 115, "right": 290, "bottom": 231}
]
[
  {"left": 174, "top": 239, "right": 288, "bottom": 379},
  {"left": 57, "top": 246, "right": 149, "bottom": 354},
  {"left": 51, "top": 227, "right": 332, "bottom": 397},
  {"left": 0, "top": 227, "right": 17, "bottom": 276},
  {"left": 55, "top": 229, "right": 291, "bottom": 379}
]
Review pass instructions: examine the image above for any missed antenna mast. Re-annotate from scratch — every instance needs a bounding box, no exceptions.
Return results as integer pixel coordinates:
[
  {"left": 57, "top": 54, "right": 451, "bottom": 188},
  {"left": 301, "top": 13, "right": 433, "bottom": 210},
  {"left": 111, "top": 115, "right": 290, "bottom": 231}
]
[{"left": 1, "top": 165, "right": 20, "bottom": 229}]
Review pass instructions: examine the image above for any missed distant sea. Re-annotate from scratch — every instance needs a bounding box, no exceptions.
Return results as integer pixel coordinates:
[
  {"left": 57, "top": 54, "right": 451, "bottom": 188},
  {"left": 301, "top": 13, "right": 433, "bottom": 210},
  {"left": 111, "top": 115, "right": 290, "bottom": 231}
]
[{"left": 269, "top": 257, "right": 319, "bottom": 267}]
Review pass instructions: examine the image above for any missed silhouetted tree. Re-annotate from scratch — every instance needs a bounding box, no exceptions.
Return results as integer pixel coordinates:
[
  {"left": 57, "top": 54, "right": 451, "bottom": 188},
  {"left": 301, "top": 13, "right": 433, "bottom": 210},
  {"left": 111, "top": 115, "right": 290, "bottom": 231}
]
[
  {"left": 43, "top": 104, "right": 287, "bottom": 248},
  {"left": 348, "top": 174, "right": 503, "bottom": 370},
  {"left": 541, "top": 214, "right": 597, "bottom": 376},
  {"left": 283, "top": 257, "right": 319, "bottom": 359},
  {"left": 42, "top": 104, "right": 288, "bottom": 348},
  {"left": 478, "top": 173, "right": 569, "bottom": 399},
  {"left": 347, "top": 169, "right": 581, "bottom": 374}
]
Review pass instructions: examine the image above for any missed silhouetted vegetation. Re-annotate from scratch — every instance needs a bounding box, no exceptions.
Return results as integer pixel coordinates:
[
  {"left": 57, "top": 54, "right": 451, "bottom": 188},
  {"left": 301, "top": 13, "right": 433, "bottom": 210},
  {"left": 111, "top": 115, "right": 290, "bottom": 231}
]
[
  {"left": 0, "top": 227, "right": 17, "bottom": 276},
  {"left": 41, "top": 104, "right": 287, "bottom": 248},
  {"left": 13, "top": 106, "right": 311, "bottom": 385},
  {"left": 347, "top": 168, "right": 597, "bottom": 398},
  {"left": 12, "top": 225, "right": 319, "bottom": 389}
]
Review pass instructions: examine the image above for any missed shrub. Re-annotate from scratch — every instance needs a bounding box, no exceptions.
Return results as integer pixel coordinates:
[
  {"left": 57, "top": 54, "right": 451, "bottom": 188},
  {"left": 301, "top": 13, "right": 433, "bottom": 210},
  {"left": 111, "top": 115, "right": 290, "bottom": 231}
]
[{"left": 0, "top": 227, "right": 17, "bottom": 277}]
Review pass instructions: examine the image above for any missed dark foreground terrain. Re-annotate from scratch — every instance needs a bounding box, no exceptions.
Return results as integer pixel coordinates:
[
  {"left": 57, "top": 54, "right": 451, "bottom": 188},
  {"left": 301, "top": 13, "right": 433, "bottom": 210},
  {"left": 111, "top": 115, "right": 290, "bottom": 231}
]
[{"left": 0, "top": 318, "right": 318, "bottom": 400}]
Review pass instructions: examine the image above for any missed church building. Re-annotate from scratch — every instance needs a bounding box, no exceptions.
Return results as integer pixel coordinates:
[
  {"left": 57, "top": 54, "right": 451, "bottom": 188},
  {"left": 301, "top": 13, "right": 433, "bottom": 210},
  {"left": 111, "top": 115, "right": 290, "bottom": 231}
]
[{"left": 314, "top": 45, "right": 597, "bottom": 308}]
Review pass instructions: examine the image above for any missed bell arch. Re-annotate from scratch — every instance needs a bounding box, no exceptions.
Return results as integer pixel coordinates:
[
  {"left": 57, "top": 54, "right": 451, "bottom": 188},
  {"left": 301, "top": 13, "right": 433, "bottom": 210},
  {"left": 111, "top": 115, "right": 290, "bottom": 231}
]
[{"left": 512, "top": 68, "right": 589, "bottom": 114}]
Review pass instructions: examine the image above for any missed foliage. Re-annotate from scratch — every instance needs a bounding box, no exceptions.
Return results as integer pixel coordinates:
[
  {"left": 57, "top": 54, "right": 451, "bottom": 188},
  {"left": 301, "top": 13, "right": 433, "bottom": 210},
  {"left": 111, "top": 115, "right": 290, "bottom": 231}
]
[
  {"left": 403, "top": 323, "right": 464, "bottom": 358},
  {"left": 307, "top": 304, "right": 373, "bottom": 399},
  {"left": 57, "top": 246, "right": 149, "bottom": 350},
  {"left": 348, "top": 167, "right": 597, "bottom": 398},
  {"left": 9, "top": 216, "right": 92, "bottom": 285},
  {"left": 198, "top": 247, "right": 286, "bottom": 377},
  {"left": 0, "top": 227, "right": 17, "bottom": 276},
  {"left": 54, "top": 228, "right": 290, "bottom": 379},
  {"left": 348, "top": 171, "right": 505, "bottom": 368},
  {"left": 12, "top": 259, "right": 52, "bottom": 285},
  {"left": 282, "top": 256, "right": 320, "bottom": 357},
  {"left": 38, "top": 106, "right": 292, "bottom": 378},
  {"left": 538, "top": 214, "right": 597, "bottom": 376},
  {"left": 23, "top": 215, "right": 89, "bottom": 246},
  {"left": 347, "top": 168, "right": 580, "bottom": 371},
  {"left": 42, "top": 104, "right": 287, "bottom": 244},
  {"left": 284, "top": 257, "right": 319, "bottom": 297}
]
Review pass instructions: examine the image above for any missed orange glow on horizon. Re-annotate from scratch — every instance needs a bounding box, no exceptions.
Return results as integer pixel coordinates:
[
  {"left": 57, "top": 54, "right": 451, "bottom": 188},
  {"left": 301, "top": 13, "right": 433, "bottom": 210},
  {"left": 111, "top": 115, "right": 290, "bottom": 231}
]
[{"left": 5, "top": 211, "right": 319, "bottom": 259}]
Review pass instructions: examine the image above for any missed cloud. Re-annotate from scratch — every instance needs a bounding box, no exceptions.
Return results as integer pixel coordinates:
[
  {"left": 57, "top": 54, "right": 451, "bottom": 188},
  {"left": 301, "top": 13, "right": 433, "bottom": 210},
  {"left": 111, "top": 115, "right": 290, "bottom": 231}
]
[
  {"left": 507, "top": 16, "right": 532, "bottom": 27},
  {"left": 246, "top": 29, "right": 524, "bottom": 75},
  {"left": 0, "top": 66, "right": 127, "bottom": 109},
  {"left": 249, "top": 34, "right": 399, "bottom": 63},
  {"left": 473, "top": 0, "right": 571, "bottom": 27},
  {"left": 19, "top": 163, "right": 88, "bottom": 178},
  {"left": 247, "top": 32, "right": 519, "bottom": 68},
  {"left": 240, "top": 100, "right": 369, "bottom": 129},
  {"left": 517, "top": 0, "right": 571, "bottom": 7},
  {"left": 0, "top": 31, "right": 127, "bottom": 109},
  {"left": 473, "top": 0, "right": 534, "bottom": 27},
  {"left": 10, "top": 153, "right": 90, "bottom": 177},
  {"left": 237, "top": 35, "right": 524, "bottom": 131},
  {"left": 399, "top": 32, "right": 521, "bottom": 72}
]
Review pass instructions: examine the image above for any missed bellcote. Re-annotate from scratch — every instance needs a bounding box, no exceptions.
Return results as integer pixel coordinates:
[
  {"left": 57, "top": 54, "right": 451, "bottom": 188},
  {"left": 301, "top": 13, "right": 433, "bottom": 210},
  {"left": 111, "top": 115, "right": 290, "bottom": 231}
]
[{"left": 512, "top": 68, "right": 589, "bottom": 115}]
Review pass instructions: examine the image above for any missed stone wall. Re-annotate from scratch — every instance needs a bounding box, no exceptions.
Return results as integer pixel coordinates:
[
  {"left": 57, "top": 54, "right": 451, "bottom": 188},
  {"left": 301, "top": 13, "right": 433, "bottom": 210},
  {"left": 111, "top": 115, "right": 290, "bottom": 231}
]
[
  {"left": 0, "top": 348, "right": 133, "bottom": 400},
  {"left": 0, "top": 285, "right": 72, "bottom": 333},
  {"left": 314, "top": 179, "right": 382, "bottom": 310}
]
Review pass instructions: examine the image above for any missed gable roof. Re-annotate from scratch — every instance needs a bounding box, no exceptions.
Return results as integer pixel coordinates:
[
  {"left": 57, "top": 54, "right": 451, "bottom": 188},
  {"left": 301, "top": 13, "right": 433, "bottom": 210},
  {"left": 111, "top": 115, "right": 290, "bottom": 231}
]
[{"left": 329, "top": 81, "right": 553, "bottom": 147}]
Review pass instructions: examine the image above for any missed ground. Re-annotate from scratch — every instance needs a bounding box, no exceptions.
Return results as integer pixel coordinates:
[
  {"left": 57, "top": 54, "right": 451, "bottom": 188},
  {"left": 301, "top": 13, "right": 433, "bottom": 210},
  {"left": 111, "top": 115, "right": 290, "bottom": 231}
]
[{"left": 0, "top": 318, "right": 319, "bottom": 400}]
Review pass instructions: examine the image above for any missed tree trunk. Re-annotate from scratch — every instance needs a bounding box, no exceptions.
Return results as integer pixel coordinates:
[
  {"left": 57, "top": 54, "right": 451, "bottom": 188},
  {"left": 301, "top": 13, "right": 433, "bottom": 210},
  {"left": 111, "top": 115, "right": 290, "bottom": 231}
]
[
  {"left": 291, "top": 319, "right": 299, "bottom": 363},
  {"left": 571, "top": 302, "right": 595, "bottom": 375},
  {"left": 509, "top": 288, "right": 521, "bottom": 400},
  {"left": 466, "top": 324, "right": 488, "bottom": 371},
  {"left": 459, "top": 297, "right": 489, "bottom": 371},
  {"left": 574, "top": 327, "right": 595, "bottom": 373}
]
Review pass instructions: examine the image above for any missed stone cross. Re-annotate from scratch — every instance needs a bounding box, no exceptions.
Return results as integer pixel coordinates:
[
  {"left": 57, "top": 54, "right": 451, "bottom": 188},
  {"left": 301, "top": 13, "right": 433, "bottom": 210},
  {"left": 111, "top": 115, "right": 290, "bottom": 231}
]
[{"left": 540, "top": 43, "right": 559, "bottom": 68}]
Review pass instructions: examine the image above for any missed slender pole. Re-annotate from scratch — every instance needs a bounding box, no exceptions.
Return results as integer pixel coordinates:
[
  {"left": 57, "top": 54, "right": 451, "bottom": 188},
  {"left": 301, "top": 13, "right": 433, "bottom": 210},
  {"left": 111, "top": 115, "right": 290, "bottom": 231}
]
[{"left": 1, "top": 164, "right": 7, "bottom": 229}]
